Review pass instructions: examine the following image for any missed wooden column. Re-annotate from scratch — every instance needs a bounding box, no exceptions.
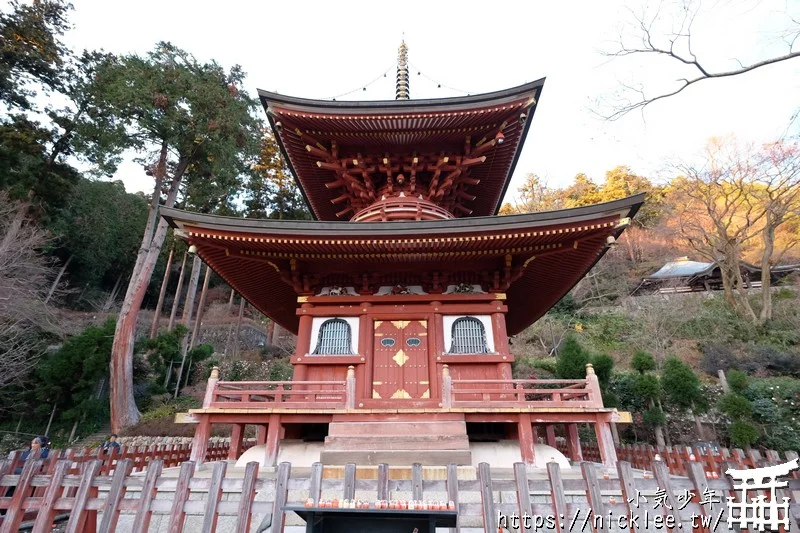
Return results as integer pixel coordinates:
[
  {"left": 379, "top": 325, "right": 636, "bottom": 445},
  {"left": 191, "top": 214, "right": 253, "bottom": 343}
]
[
  {"left": 256, "top": 425, "right": 267, "bottom": 446},
  {"left": 594, "top": 414, "right": 617, "bottom": 467},
  {"left": 264, "top": 414, "right": 282, "bottom": 466},
  {"left": 545, "top": 424, "right": 557, "bottom": 448},
  {"left": 518, "top": 412, "right": 536, "bottom": 465},
  {"left": 190, "top": 416, "right": 211, "bottom": 464},
  {"left": 491, "top": 309, "right": 513, "bottom": 380},
  {"left": 293, "top": 307, "right": 314, "bottom": 382},
  {"left": 566, "top": 423, "right": 583, "bottom": 462},
  {"left": 228, "top": 423, "right": 244, "bottom": 461}
]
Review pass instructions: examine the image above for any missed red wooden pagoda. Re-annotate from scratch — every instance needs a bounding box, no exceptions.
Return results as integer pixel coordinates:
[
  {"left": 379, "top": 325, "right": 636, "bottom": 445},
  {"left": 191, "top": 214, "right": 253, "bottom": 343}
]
[{"left": 164, "top": 43, "right": 643, "bottom": 468}]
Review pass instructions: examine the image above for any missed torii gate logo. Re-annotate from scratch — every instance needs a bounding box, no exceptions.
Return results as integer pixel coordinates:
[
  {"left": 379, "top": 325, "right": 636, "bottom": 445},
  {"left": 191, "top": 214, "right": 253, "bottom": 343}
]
[{"left": 726, "top": 458, "right": 797, "bottom": 531}]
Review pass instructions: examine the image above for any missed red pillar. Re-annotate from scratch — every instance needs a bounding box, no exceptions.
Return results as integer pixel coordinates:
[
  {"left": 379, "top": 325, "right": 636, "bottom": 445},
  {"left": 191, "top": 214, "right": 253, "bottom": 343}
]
[
  {"left": 566, "top": 423, "right": 583, "bottom": 462},
  {"left": 264, "top": 414, "right": 282, "bottom": 466},
  {"left": 594, "top": 415, "right": 617, "bottom": 467},
  {"left": 518, "top": 413, "right": 535, "bottom": 465},
  {"left": 190, "top": 416, "right": 211, "bottom": 463},
  {"left": 257, "top": 425, "right": 267, "bottom": 446},
  {"left": 228, "top": 423, "right": 244, "bottom": 460},
  {"left": 293, "top": 308, "right": 314, "bottom": 381},
  {"left": 545, "top": 424, "right": 557, "bottom": 448}
]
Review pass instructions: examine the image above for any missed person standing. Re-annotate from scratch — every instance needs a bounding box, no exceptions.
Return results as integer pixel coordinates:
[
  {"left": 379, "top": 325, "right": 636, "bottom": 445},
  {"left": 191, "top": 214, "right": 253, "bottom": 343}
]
[{"left": 101, "top": 434, "right": 121, "bottom": 454}]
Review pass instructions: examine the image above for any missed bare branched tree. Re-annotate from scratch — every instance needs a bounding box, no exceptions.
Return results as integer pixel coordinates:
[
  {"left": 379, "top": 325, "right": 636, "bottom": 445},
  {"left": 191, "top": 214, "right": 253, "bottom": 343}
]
[
  {"left": 755, "top": 141, "right": 800, "bottom": 320},
  {"left": 0, "top": 194, "right": 64, "bottom": 410},
  {"left": 602, "top": 1, "right": 800, "bottom": 120},
  {"left": 669, "top": 138, "right": 766, "bottom": 321}
]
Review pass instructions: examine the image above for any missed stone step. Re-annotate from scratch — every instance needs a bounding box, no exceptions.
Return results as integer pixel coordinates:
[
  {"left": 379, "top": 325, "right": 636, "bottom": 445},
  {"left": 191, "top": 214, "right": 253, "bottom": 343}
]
[
  {"left": 319, "top": 449, "right": 473, "bottom": 466},
  {"left": 323, "top": 434, "right": 470, "bottom": 451},
  {"left": 327, "top": 420, "right": 467, "bottom": 437}
]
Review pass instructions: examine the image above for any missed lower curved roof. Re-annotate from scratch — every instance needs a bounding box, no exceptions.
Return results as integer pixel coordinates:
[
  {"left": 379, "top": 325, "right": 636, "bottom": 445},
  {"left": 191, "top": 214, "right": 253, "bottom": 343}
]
[{"left": 162, "top": 194, "right": 644, "bottom": 334}]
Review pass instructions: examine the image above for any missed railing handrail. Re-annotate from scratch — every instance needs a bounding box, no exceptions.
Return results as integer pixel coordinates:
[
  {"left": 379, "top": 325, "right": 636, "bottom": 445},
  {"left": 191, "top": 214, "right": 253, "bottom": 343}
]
[
  {"left": 451, "top": 378, "right": 588, "bottom": 385},
  {"left": 216, "top": 380, "right": 346, "bottom": 387}
]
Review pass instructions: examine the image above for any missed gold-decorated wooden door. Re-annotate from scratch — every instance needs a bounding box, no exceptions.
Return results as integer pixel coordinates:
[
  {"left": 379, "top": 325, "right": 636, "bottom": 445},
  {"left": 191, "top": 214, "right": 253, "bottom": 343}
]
[{"left": 372, "top": 320, "right": 429, "bottom": 400}]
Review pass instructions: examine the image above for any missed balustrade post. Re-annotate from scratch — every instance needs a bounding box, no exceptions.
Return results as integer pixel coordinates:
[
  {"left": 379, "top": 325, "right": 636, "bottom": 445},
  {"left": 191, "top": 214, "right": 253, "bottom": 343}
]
[
  {"left": 203, "top": 366, "right": 220, "bottom": 408},
  {"left": 585, "top": 363, "right": 603, "bottom": 407},
  {"left": 441, "top": 365, "right": 452, "bottom": 408},
  {"left": 345, "top": 365, "right": 356, "bottom": 409}
]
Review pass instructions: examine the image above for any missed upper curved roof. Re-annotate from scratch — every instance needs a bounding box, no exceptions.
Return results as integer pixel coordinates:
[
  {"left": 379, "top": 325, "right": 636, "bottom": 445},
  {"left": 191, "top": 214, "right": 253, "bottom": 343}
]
[{"left": 259, "top": 79, "right": 545, "bottom": 221}]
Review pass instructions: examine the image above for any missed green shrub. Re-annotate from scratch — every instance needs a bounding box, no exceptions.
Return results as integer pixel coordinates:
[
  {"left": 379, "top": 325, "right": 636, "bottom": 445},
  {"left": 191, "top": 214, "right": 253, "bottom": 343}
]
[
  {"left": 728, "top": 420, "right": 759, "bottom": 448},
  {"left": 631, "top": 350, "right": 656, "bottom": 374},
  {"left": 636, "top": 374, "right": 661, "bottom": 401},
  {"left": 718, "top": 393, "right": 753, "bottom": 420},
  {"left": 591, "top": 354, "right": 614, "bottom": 386},
  {"left": 726, "top": 369, "right": 749, "bottom": 393},
  {"left": 643, "top": 407, "right": 666, "bottom": 427},
  {"left": 661, "top": 357, "right": 702, "bottom": 411},
  {"left": 556, "top": 336, "right": 589, "bottom": 379}
]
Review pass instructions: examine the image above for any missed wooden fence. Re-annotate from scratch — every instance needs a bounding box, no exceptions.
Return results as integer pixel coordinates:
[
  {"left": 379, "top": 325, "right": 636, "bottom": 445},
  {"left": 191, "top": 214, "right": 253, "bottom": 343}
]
[
  {"left": 571, "top": 442, "right": 800, "bottom": 479},
  {"left": 1, "top": 457, "right": 798, "bottom": 532}
]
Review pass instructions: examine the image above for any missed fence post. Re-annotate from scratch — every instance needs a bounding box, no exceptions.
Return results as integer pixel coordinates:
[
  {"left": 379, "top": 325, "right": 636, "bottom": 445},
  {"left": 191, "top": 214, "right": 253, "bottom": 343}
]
[
  {"left": 442, "top": 364, "right": 452, "bottom": 408},
  {"left": 345, "top": 365, "right": 356, "bottom": 409},
  {"left": 203, "top": 366, "right": 220, "bottom": 408}
]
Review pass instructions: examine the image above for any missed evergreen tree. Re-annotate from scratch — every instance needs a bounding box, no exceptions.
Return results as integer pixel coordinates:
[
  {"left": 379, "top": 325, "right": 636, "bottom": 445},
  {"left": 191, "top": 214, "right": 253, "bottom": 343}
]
[{"left": 556, "top": 336, "right": 589, "bottom": 379}]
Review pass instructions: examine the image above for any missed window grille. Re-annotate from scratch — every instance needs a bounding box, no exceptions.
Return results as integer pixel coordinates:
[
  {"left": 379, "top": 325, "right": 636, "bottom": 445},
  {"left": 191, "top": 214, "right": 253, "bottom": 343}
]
[
  {"left": 381, "top": 338, "right": 396, "bottom": 347},
  {"left": 312, "top": 318, "right": 353, "bottom": 355},
  {"left": 448, "top": 317, "right": 489, "bottom": 354}
]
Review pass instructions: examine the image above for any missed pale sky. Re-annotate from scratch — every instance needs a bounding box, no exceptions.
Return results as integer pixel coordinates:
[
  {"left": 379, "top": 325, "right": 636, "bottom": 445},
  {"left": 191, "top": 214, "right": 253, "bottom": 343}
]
[{"left": 59, "top": 0, "right": 800, "bottom": 204}]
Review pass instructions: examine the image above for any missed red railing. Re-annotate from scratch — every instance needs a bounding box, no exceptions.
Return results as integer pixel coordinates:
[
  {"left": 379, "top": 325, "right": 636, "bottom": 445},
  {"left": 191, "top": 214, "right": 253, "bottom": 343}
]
[
  {"left": 210, "top": 380, "right": 349, "bottom": 409},
  {"left": 440, "top": 363, "right": 605, "bottom": 409},
  {"left": 202, "top": 365, "right": 357, "bottom": 409}
]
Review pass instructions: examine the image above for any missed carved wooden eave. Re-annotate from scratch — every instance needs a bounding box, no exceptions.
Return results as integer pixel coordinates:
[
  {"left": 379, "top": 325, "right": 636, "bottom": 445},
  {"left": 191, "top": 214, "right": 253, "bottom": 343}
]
[
  {"left": 162, "top": 194, "right": 644, "bottom": 335},
  {"left": 259, "top": 79, "right": 544, "bottom": 221}
]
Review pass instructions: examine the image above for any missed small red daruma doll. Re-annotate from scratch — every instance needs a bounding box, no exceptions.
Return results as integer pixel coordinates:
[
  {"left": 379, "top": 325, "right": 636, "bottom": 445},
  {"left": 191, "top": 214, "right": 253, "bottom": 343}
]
[{"left": 304, "top": 498, "right": 314, "bottom": 508}]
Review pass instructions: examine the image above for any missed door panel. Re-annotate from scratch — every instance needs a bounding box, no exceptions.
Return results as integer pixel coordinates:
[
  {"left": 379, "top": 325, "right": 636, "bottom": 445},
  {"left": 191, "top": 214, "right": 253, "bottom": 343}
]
[{"left": 372, "top": 320, "right": 429, "bottom": 400}]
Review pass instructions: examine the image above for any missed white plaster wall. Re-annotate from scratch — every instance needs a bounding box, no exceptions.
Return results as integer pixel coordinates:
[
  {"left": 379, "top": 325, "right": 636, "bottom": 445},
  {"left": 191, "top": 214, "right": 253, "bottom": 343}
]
[
  {"left": 442, "top": 315, "right": 495, "bottom": 353},
  {"left": 308, "top": 316, "right": 360, "bottom": 355},
  {"left": 469, "top": 441, "right": 571, "bottom": 469}
]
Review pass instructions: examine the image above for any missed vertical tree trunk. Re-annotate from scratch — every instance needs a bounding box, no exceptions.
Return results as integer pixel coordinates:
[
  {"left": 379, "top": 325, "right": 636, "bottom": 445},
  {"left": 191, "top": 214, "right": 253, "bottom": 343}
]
[
  {"left": 189, "top": 264, "right": 211, "bottom": 350},
  {"left": 222, "top": 289, "right": 235, "bottom": 356},
  {"left": 44, "top": 402, "right": 57, "bottom": 437},
  {"left": 44, "top": 254, "right": 73, "bottom": 304},
  {"left": 149, "top": 247, "right": 174, "bottom": 338},
  {"left": 759, "top": 225, "right": 775, "bottom": 323},
  {"left": 267, "top": 320, "right": 276, "bottom": 346},
  {"left": 109, "top": 148, "right": 184, "bottom": 432},
  {"left": 693, "top": 413, "right": 705, "bottom": 440},
  {"left": 182, "top": 257, "right": 202, "bottom": 326},
  {"left": 174, "top": 257, "right": 202, "bottom": 398},
  {"left": 233, "top": 298, "right": 245, "bottom": 357},
  {"left": 167, "top": 252, "right": 188, "bottom": 331}
]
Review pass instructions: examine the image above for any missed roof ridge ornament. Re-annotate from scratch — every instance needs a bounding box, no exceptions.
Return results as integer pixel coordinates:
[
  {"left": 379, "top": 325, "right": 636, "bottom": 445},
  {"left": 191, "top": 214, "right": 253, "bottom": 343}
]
[{"left": 396, "top": 40, "right": 410, "bottom": 100}]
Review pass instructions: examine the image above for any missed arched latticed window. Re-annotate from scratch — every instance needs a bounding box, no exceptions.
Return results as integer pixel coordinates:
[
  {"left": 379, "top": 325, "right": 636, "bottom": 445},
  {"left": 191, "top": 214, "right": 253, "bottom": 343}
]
[
  {"left": 313, "top": 318, "right": 353, "bottom": 355},
  {"left": 448, "top": 317, "right": 489, "bottom": 354}
]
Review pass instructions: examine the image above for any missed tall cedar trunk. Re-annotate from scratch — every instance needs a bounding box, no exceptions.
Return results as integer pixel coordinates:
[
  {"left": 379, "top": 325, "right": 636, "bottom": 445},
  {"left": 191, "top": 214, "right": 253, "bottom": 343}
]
[
  {"left": 168, "top": 252, "right": 188, "bottom": 330},
  {"left": 109, "top": 145, "right": 183, "bottom": 432},
  {"left": 693, "top": 413, "right": 705, "bottom": 440},
  {"left": 651, "top": 399, "right": 666, "bottom": 447},
  {"left": 189, "top": 264, "right": 211, "bottom": 350},
  {"left": 760, "top": 224, "right": 775, "bottom": 322},
  {"left": 622, "top": 229, "right": 637, "bottom": 263},
  {"left": 233, "top": 297, "right": 245, "bottom": 357},
  {"left": 44, "top": 254, "right": 73, "bottom": 304},
  {"left": 223, "top": 289, "right": 235, "bottom": 356},
  {"left": 174, "top": 257, "right": 201, "bottom": 397},
  {"left": 267, "top": 320, "right": 276, "bottom": 346},
  {"left": 149, "top": 247, "right": 174, "bottom": 338}
]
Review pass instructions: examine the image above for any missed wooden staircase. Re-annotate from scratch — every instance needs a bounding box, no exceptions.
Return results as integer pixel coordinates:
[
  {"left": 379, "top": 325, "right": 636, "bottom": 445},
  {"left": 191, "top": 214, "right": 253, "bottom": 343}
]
[{"left": 320, "top": 413, "right": 472, "bottom": 465}]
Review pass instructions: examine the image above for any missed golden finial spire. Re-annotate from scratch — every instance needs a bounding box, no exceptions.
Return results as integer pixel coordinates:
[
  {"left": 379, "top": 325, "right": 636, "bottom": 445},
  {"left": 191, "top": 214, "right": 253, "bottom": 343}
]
[{"left": 396, "top": 39, "right": 409, "bottom": 100}]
